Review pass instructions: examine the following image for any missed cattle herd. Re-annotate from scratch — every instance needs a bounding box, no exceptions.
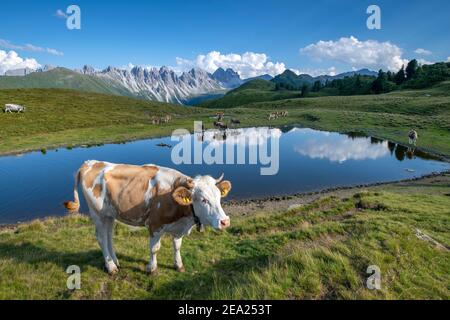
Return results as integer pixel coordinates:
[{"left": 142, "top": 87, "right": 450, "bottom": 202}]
[
  {"left": 151, "top": 114, "right": 172, "bottom": 125},
  {"left": 268, "top": 110, "right": 288, "bottom": 120}
]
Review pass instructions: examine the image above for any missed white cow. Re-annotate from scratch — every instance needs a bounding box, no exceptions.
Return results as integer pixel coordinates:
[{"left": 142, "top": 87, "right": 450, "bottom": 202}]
[
  {"left": 4, "top": 104, "right": 25, "bottom": 113},
  {"left": 65, "top": 161, "right": 232, "bottom": 275}
]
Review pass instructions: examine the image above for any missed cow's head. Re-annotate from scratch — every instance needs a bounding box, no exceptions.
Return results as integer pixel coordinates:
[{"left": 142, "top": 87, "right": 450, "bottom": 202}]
[{"left": 172, "top": 174, "right": 231, "bottom": 230}]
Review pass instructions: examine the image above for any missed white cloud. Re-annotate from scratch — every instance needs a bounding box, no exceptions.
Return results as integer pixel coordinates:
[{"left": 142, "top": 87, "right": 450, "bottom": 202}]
[
  {"left": 293, "top": 129, "right": 389, "bottom": 163},
  {"left": 122, "top": 62, "right": 136, "bottom": 70},
  {"left": 327, "top": 66, "right": 337, "bottom": 76},
  {"left": 0, "top": 39, "right": 63, "bottom": 56},
  {"left": 447, "top": 57, "right": 450, "bottom": 62},
  {"left": 55, "top": 9, "right": 68, "bottom": 19},
  {"left": 300, "top": 36, "right": 408, "bottom": 71},
  {"left": 176, "top": 51, "right": 287, "bottom": 79},
  {"left": 417, "top": 58, "right": 434, "bottom": 66},
  {"left": 0, "top": 50, "right": 41, "bottom": 75},
  {"left": 414, "top": 48, "right": 432, "bottom": 56},
  {"left": 292, "top": 66, "right": 337, "bottom": 77}
]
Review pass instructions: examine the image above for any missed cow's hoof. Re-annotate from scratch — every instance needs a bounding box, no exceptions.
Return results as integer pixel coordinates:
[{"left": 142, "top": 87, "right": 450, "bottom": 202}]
[
  {"left": 175, "top": 265, "right": 186, "bottom": 273},
  {"left": 106, "top": 262, "right": 119, "bottom": 275},
  {"left": 146, "top": 264, "right": 157, "bottom": 275}
]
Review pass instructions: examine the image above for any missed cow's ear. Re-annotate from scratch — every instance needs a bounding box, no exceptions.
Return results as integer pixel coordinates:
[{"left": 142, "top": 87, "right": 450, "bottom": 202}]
[
  {"left": 173, "top": 187, "right": 193, "bottom": 206},
  {"left": 217, "top": 180, "right": 232, "bottom": 198}
]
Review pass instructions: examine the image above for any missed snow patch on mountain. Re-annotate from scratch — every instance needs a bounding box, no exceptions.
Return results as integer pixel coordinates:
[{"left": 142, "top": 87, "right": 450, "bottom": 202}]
[{"left": 79, "top": 65, "right": 224, "bottom": 104}]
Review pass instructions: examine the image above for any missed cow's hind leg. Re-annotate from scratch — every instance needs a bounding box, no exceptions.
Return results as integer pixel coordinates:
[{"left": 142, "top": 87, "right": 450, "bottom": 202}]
[
  {"left": 173, "top": 237, "right": 185, "bottom": 272},
  {"left": 146, "top": 233, "right": 161, "bottom": 274},
  {"left": 105, "top": 217, "right": 120, "bottom": 268},
  {"left": 91, "top": 213, "right": 118, "bottom": 274}
]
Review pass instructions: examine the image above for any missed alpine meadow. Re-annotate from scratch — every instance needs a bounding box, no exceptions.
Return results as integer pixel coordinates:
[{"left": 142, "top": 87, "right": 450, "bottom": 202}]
[{"left": 0, "top": 0, "right": 449, "bottom": 305}]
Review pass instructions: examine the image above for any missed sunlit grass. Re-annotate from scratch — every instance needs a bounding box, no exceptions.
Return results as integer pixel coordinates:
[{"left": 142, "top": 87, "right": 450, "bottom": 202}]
[
  {"left": 0, "top": 179, "right": 448, "bottom": 299},
  {"left": 1, "top": 82, "right": 450, "bottom": 156}
]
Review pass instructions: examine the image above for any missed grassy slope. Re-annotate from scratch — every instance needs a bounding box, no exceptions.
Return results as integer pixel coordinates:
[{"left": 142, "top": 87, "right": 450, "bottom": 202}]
[
  {"left": 198, "top": 79, "right": 299, "bottom": 108},
  {"left": 0, "top": 176, "right": 448, "bottom": 299},
  {"left": 0, "top": 68, "right": 132, "bottom": 97},
  {"left": 195, "top": 81, "right": 450, "bottom": 156},
  {"left": 1, "top": 81, "right": 450, "bottom": 157},
  {"left": 207, "top": 81, "right": 450, "bottom": 157},
  {"left": 199, "top": 88, "right": 300, "bottom": 108},
  {"left": 0, "top": 88, "right": 206, "bottom": 154}
]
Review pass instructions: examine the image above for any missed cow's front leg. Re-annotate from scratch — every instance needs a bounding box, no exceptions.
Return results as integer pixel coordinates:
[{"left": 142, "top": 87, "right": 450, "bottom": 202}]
[
  {"left": 173, "top": 237, "right": 185, "bottom": 272},
  {"left": 146, "top": 233, "right": 161, "bottom": 274}
]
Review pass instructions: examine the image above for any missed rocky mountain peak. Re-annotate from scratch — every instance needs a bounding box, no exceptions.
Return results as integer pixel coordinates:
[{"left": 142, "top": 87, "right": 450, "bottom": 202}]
[
  {"left": 212, "top": 67, "right": 243, "bottom": 88},
  {"left": 81, "top": 65, "right": 223, "bottom": 104}
]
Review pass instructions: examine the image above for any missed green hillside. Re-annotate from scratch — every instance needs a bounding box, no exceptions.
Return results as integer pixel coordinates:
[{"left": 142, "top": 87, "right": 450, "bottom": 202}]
[
  {"left": 271, "top": 69, "right": 314, "bottom": 89},
  {"left": 1, "top": 80, "right": 450, "bottom": 157},
  {"left": 231, "top": 79, "right": 276, "bottom": 92},
  {"left": 0, "top": 68, "right": 132, "bottom": 97},
  {"left": 198, "top": 81, "right": 450, "bottom": 156},
  {"left": 0, "top": 88, "right": 200, "bottom": 154},
  {"left": 199, "top": 79, "right": 300, "bottom": 108}
]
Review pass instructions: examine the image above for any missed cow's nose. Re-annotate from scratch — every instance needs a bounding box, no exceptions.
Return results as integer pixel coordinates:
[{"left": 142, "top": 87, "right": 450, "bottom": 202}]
[{"left": 220, "top": 217, "right": 230, "bottom": 229}]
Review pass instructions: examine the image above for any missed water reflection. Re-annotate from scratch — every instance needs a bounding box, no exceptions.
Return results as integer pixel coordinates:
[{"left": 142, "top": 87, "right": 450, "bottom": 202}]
[
  {"left": 293, "top": 129, "right": 389, "bottom": 163},
  {"left": 0, "top": 127, "right": 447, "bottom": 224},
  {"left": 196, "top": 127, "right": 282, "bottom": 146},
  {"left": 292, "top": 129, "right": 442, "bottom": 163}
]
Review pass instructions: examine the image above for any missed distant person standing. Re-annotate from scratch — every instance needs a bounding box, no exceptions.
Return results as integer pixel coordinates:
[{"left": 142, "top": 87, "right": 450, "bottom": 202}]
[{"left": 408, "top": 129, "right": 418, "bottom": 146}]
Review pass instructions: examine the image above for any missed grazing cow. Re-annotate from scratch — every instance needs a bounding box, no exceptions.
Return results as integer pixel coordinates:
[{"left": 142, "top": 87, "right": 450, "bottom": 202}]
[
  {"left": 214, "top": 121, "right": 228, "bottom": 130},
  {"left": 64, "top": 161, "right": 232, "bottom": 275},
  {"left": 162, "top": 115, "right": 172, "bottom": 123},
  {"left": 268, "top": 112, "right": 277, "bottom": 121},
  {"left": 231, "top": 119, "right": 241, "bottom": 125},
  {"left": 216, "top": 112, "right": 225, "bottom": 121},
  {"left": 408, "top": 129, "right": 418, "bottom": 145},
  {"left": 151, "top": 116, "right": 160, "bottom": 125},
  {"left": 4, "top": 104, "right": 25, "bottom": 113}
]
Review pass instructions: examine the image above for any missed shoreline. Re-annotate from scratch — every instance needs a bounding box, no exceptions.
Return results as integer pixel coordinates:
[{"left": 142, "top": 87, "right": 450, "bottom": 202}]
[
  {"left": 1, "top": 121, "right": 449, "bottom": 162},
  {"left": 1, "top": 170, "right": 448, "bottom": 230}
]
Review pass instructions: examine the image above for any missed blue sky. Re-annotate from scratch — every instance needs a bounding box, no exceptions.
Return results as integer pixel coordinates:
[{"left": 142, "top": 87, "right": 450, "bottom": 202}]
[{"left": 0, "top": 0, "right": 449, "bottom": 77}]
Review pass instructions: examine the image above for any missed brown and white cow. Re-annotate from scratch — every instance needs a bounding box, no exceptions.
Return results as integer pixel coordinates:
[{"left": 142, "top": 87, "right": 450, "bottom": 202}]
[{"left": 64, "top": 161, "right": 232, "bottom": 274}]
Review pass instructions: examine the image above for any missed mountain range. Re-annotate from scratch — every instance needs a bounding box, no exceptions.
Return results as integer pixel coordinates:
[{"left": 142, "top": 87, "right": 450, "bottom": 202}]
[
  {"left": 78, "top": 65, "right": 224, "bottom": 104},
  {"left": 0, "top": 64, "right": 376, "bottom": 104},
  {"left": 271, "top": 68, "right": 377, "bottom": 89}
]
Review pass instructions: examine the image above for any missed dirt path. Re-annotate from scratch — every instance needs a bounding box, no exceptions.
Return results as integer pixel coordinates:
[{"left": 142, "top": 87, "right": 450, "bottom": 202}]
[{"left": 224, "top": 171, "right": 450, "bottom": 216}]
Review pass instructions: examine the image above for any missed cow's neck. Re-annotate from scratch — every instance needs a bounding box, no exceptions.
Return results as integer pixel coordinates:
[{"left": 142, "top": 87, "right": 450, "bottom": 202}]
[{"left": 190, "top": 204, "right": 203, "bottom": 232}]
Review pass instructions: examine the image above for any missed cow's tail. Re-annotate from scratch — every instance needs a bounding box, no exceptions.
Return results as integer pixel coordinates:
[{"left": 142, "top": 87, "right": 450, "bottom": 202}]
[{"left": 64, "top": 169, "right": 81, "bottom": 212}]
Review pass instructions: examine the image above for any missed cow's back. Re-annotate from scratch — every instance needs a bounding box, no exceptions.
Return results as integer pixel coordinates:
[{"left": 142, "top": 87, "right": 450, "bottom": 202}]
[{"left": 79, "top": 161, "right": 193, "bottom": 231}]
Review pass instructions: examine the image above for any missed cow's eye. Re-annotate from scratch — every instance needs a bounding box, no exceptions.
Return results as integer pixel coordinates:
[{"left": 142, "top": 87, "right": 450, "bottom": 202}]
[{"left": 202, "top": 198, "right": 209, "bottom": 205}]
